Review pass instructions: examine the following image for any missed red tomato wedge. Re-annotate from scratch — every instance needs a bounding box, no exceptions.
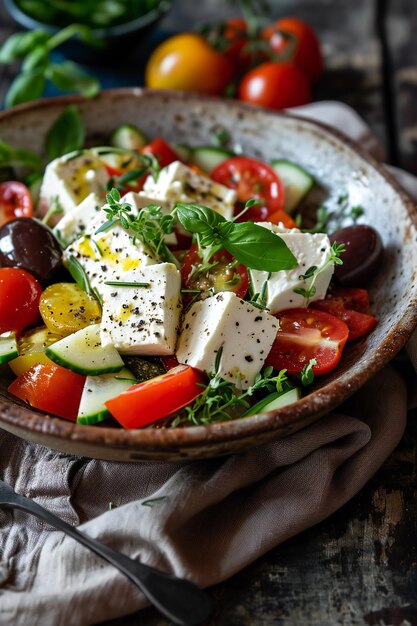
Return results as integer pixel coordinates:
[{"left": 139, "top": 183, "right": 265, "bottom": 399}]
[
  {"left": 211, "top": 156, "right": 285, "bottom": 221},
  {"left": 0, "top": 181, "right": 33, "bottom": 227},
  {"left": 310, "top": 287, "right": 377, "bottom": 341},
  {"left": 8, "top": 363, "right": 85, "bottom": 421},
  {"left": 142, "top": 138, "right": 180, "bottom": 168},
  {"left": 105, "top": 365, "right": 205, "bottom": 429},
  {"left": 0, "top": 267, "right": 42, "bottom": 335},
  {"left": 181, "top": 244, "right": 249, "bottom": 300},
  {"left": 265, "top": 308, "right": 349, "bottom": 376}
]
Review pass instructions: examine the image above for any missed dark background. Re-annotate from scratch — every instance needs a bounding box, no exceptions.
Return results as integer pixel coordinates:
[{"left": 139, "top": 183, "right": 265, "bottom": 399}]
[{"left": 1, "top": 1, "right": 417, "bottom": 624}]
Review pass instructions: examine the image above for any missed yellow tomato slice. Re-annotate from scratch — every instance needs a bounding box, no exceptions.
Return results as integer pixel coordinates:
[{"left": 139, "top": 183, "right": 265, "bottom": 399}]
[
  {"left": 39, "top": 283, "right": 101, "bottom": 335},
  {"left": 8, "top": 326, "right": 63, "bottom": 376}
]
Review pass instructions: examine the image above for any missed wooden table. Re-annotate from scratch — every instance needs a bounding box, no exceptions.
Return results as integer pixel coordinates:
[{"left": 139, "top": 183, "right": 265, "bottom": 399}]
[{"left": 1, "top": 1, "right": 417, "bottom": 624}]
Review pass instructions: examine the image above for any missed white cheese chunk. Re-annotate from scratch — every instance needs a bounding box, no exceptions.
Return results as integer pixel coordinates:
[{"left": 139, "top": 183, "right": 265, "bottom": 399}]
[
  {"left": 39, "top": 152, "right": 110, "bottom": 217},
  {"left": 63, "top": 204, "right": 157, "bottom": 296},
  {"left": 53, "top": 193, "right": 103, "bottom": 248},
  {"left": 250, "top": 232, "right": 334, "bottom": 314},
  {"left": 100, "top": 264, "right": 182, "bottom": 355},
  {"left": 141, "top": 161, "right": 236, "bottom": 220},
  {"left": 177, "top": 292, "right": 278, "bottom": 389},
  {"left": 255, "top": 221, "right": 300, "bottom": 234}
]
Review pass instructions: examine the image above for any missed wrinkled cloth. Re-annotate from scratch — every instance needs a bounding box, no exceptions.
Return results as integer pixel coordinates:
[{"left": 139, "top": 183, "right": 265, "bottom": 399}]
[{"left": 0, "top": 102, "right": 416, "bottom": 626}]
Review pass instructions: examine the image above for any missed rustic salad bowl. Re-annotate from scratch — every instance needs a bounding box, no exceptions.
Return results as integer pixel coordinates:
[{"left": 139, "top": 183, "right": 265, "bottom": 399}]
[{"left": 0, "top": 89, "right": 416, "bottom": 461}]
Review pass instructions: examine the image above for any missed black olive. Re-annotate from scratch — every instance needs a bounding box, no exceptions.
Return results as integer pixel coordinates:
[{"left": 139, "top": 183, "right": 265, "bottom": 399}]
[
  {"left": 0, "top": 218, "right": 62, "bottom": 281},
  {"left": 330, "top": 225, "right": 383, "bottom": 287}
]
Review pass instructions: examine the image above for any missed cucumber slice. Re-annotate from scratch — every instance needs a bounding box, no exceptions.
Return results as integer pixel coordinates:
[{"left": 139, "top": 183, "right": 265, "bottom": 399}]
[
  {"left": 110, "top": 124, "right": 149, "bottom": 151},
  {"left": 271, "top": 160, "right": 315, "bottom": 214},
  {"left": 190, "top": 147, "right": 235, "bottom": 174},
  {"left": 244, "top": 387, "right": 301, "bottom": 417},
  {"left": 45, "top": 324, "right": 124, "bottom": 376},
  {"left": 77, "top": 367, "right": 136, "bottom": 425},
  {"left": 173, "top": 143, "right": 193, "bottom": 163},
  {"left": 0, "top": 332, "right": 18, "bottom": 365}
]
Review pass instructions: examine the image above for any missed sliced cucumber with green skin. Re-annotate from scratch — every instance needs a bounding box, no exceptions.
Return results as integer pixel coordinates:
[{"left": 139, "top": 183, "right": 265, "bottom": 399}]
[
  {"left": 243, "top": 387, "right": 301, "bottom": 417},
  {"left": 0, "top": 332, "right": 18, "bottom": 365},
  {"left": 45, "top": 324, "right": 124, "bottom": 376},
  {"left": 173, "top": 143, "right": 193, "bottom": 162},
  {"left": 77, "top": 367, "right": 136, "bottom": 425},
  {"left": 271, "top": 159, "right": 315, "bottom": 214},
  {"left": 110, "top": 124, "right": 149, "bottom": 151},
  {"left": 190, "top": 147, "right": 235, "bottom": 174}
]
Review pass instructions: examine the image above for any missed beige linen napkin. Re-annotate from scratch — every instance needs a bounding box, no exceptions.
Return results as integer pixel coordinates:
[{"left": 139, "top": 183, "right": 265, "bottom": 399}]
[{"left": 0, "top": 102, "right": 416, "bottom": 626}]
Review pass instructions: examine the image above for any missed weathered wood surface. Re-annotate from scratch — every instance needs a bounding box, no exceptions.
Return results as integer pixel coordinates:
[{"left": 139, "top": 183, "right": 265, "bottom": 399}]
[{"left": 0, "top": 1, "right": 417, "bottom": 624}]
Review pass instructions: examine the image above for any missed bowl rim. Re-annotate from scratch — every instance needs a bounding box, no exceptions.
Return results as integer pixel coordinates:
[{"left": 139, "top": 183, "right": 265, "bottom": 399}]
[
  {"left": 1, "top": 87, "right": 417, "bottom": 453},
  {"left": 4, "top": 0, "right": 172, "bottom": 37}
]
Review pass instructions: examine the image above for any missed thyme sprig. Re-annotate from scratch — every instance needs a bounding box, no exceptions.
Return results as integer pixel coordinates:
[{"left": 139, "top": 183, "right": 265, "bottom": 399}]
[
  {"left": 175, "top": 351, "right": 288, "bottom": 426},
  {"left": 101, "top": 188, "right": 179, "bottom": 267}
]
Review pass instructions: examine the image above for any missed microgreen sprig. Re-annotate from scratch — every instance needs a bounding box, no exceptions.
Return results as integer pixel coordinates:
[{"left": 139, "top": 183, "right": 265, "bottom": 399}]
[
  {"left": 175, "top": 352, "right": 288, "bottom": 426},
  {"left": 293, "top": 241, "right": 345, "bottom": 304},
  {"left": 102, "top": 188, "right": 179, "bottom": 267},
  {"left": 298, "top": 359, "right": 317, "bottom": 387}
]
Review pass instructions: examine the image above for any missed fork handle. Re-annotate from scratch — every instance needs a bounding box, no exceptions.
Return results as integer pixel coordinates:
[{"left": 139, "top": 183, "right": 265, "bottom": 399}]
[{"left": 4, "top": 497, "right": 211, "bottom": 626}]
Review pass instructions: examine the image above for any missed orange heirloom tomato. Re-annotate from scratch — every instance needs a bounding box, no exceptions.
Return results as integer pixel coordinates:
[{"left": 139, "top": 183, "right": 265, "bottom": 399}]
[
  {"left": 268, "top": 209, "right": 298, "bottom": 229},
  {"left": 263, "top": 17, "right": 323, "bottom": 83},
  {"left": 238, "top": 62, "right": 311, "bottom": 111},
  {"left": 145, "top": 33, "right": 234, "bottom": 95},
  {"left": 105, "top": 364, "right": 205, "bottom": 429}
]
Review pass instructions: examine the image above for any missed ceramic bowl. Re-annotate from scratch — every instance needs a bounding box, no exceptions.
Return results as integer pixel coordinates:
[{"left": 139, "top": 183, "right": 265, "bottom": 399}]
[{"left": 0, "top": 89, "right": 416, "bottom": 461}]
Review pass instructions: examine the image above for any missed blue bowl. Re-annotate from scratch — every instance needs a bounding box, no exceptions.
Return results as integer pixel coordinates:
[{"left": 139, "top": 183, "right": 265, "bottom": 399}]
[{"left": 4, "top": 0, "right": 172, "bottom": 65}]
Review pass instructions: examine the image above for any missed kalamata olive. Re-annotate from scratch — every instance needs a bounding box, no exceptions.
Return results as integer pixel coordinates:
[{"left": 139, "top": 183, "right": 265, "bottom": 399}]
[
  {"left": 0, "top": 218, "right": 62, "bottom": 281},
  {"left": 329, "top": 224, "right": 383, "bottom": 287}
]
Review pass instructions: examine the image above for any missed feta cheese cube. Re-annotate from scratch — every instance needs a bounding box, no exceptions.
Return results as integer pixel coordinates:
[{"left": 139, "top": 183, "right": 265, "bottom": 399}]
[
  {"left": 250, "top": 232, "right": 334, "bottom": 313},
  {"left": 63, "top": 207, "right": 157, "bottom": 295},
  {"left": 177, "top": 292, "right": 278, "bottom": 389},
  {"left": 53, "top": 193, "right": 103, "bottom": 248},
  {"left": 39, "top": 151, "right": 110, "bottom": 217},
  {"left": 141, "top": 161, "right": 236, "bottom": 220},
  {"left": 100, "top": 264, "right": 182, "bottom": 355}
]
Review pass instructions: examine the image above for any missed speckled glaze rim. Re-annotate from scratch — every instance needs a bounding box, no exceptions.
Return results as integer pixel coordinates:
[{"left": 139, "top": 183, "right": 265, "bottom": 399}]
[{"left": 1, "top": 88, "right": 417, "bottom": 456}]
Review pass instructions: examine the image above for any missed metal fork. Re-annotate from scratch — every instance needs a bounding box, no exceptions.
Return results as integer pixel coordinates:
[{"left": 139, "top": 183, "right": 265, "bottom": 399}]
[{"left": 0, "top": 479, "right": 212, "bottom": 626}]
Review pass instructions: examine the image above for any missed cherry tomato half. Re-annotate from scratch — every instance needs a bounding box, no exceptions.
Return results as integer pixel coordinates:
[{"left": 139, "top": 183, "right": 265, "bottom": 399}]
[
  {"left": 262, "top": 17, "right": 323, "bottom": 83},
  {"left": 145, "top": 33, "right": 234, "bottom": 96},
  {"left": 181, "top": 244, "right": 249, "bottom": 300},
  {"left": 105, "top": 364, "right": 204, "bottom": 429},
  {"left": 265, "top": 308, "right": 349, "bottom": 376},
  {"left": 0, "top": 267, "right": 42, "bottom": 335},
  {"left": 268, "top": 208, "right": 298, "bottom": 229},
  {"left": 310, "top": 287, "right": 377, "bottom": 341},
  {"left": 211, "top": 156, "right": 285, "bottom": 221},
  {"left": 238, "top": 62, "right": 311, "bottom": 111},
  {"left": 142, "top": 138, "right": 181, "bottom": 168},
  {"left": 0, "top": 181, "right": 33, "bottom": 228},
  {"left": 104, "top": 164, "right": 145, "bottom": 194},
  {"left": 8, "top": 363, "right": 85, "bottom": 421}
]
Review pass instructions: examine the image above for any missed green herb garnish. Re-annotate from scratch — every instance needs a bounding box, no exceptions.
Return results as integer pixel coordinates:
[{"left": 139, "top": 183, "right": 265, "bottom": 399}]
[
  {"left": 299, "top": 359, "right": 317, "bottom": 386},
  {"left": 293, "top": 242, "right": 345, "bottom": 304},
  {"left": 103, "top": 281, "right": 150, "bottom": 288},
  {"left": 175, "top": 202, "right": 297, "bottom": 273}
]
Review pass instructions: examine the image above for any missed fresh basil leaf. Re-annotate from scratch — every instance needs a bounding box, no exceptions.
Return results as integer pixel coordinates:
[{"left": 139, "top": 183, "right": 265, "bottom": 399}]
[
  {"left": 48, "top": 62, "right": 100, "bottom": 98},
  {"left": 22, "top": 45, "right": 50, "bottom": 72},
  {"left": 223, "top": 222, "right": 298, "bottom": 272},
  {"left": 0, "top": 139, "right": 42, "bottom": 171},
  {"left": 176, "top": 203, "right": 225, "bottom": 235},
  {"left": 45, "top": 105, "right": 85, "bottom": 160},
  {"left": 0, "top": 31, "right": 49, "bottom": 63},
  {"left": 5, "top": 69, "right": 46, "bottom": 108}
]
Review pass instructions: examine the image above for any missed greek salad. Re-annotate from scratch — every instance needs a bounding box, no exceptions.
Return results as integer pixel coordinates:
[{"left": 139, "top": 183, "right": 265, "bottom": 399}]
[{"left": 0, "top": 108, "right": 382, "bottom": 429}]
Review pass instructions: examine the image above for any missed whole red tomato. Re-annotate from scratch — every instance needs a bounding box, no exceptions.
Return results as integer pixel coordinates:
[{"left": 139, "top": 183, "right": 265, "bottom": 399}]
[
  {"left": 238, "top": 62, "right": 311, "bottom": 110},
  {"left": 145, "top": 33, "right": 234, "bottom": 96},
  {"left": 262, "top": 17, "right": 323, "bottom": 82}
]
